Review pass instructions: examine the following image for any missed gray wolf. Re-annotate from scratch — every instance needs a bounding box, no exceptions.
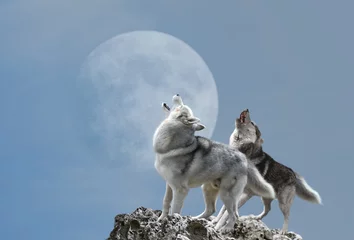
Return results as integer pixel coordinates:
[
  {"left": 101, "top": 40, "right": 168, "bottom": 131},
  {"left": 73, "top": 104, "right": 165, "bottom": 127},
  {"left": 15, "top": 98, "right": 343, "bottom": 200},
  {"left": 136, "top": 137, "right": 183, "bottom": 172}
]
[
  {"left": 153, "top": 95, "right": 275, "bottom": 230},
  {"left": 213, "top": 109, "right": 322, "bottom": 234}
]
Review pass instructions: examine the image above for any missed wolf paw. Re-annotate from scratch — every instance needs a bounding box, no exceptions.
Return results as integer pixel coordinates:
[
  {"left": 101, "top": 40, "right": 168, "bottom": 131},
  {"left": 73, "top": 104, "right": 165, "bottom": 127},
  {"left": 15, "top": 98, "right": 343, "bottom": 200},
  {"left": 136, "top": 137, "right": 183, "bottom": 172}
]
[
  {"left": 219, "top": 224, "right": 235, "bottom": 233},
  {"left": 280, "top": 230, "right": 288, "bottom": 235},
  {"left": 157, "top": 214, "right": 167, "bottom": 222},
  {"left": 273, "top": 233, "right": 291, "bottom": 240},
  {"left": 239, "top": 214, "right": 259, "bottom": 221},
  {"left": 251, "top": 214, "right": 264, "bottom": 220},
  {"left": 210, "top": 217, "right": 220, "bottom": 225}
]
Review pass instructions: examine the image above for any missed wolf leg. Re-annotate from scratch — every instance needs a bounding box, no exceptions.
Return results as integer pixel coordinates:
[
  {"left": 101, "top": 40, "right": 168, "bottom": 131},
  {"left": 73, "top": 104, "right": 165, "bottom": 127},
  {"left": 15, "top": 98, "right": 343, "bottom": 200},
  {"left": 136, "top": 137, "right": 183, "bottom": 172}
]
[
  {"left": 170, "top": 185, "right": 189, "bottom": 214},
  {"left": 278, "top": 185, "right": 296, "bottom": 234},
  {"left": 255, "top": 197, "right": 273, "bottom": 220},
  {"left": 213, "top": 191, "right": 253, "bottom": 227},
  {"left": 157, "top": 183, "right": 173, "bottom": 221},
  {"left": 214, "top": 206, "right": 228, "bottom": 229},
  {"left": 238, "top": 191, "right": 253, "bottom": 209},
  {"left": 212, "top": 205, "right": 226, "bottom": 225},
  {"left": 211, "top": 186, "right": 234, "bottom": 224},
  {"left": 216, "top": 175, "right": 247, "bottom": 230},
  {"left": 194, "top": 182, "right": 219, "bottom": 219},
  {"left": 216, "top": 192, "right": 236, "bottom": 230}
]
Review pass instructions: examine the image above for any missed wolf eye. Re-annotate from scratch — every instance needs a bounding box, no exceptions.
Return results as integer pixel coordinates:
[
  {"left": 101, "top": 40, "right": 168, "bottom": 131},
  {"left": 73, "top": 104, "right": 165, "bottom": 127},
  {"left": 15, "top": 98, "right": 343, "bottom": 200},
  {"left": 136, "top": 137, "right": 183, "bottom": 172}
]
[{"left": 178, "top": 113, "right": 187, "bottom": 118}]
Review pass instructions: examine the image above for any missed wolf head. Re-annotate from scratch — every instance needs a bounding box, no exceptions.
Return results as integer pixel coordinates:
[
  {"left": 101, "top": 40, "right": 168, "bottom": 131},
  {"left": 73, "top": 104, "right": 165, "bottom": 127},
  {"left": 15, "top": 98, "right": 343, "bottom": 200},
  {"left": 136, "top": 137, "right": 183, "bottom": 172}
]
[
  {"left": 233, "top": 109, "right": 263, "bottom": 145},
  {"left": 162, "top": 94, "right": 205, "bottom": 131}
]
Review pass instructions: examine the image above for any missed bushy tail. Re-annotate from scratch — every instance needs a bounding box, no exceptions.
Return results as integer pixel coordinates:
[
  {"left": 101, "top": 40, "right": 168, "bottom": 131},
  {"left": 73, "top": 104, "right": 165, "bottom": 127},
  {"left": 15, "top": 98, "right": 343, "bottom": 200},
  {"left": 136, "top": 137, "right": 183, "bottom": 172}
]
[
  {"left": 295, "top": 173, "right": 322, "bottom": 204},
  {"left": 247, "top": 164, "right": 275, "bottom": 199}
]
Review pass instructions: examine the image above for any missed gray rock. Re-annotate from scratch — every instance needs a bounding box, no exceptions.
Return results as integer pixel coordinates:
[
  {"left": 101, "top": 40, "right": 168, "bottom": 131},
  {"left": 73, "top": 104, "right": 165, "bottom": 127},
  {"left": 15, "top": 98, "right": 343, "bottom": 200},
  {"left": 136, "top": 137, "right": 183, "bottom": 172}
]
[{"left": 107, "top": 206, "right": 302, "bottom": 240}]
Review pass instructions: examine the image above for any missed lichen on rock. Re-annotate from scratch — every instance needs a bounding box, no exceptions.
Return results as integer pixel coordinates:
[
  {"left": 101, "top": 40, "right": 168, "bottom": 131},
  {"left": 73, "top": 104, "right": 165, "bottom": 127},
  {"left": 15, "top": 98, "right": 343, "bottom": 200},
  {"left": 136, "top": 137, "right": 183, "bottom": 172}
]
[{"left": 107, "top": 206, "right": 302, "bottom": 240}]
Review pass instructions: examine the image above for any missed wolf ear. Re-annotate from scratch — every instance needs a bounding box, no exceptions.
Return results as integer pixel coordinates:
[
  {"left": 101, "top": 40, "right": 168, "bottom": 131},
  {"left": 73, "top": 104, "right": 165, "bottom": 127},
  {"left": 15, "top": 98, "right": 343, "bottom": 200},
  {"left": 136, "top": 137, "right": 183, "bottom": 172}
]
[
  {"left": 192, "top": 123, "right": 205, "bottom": 131},
  {"left": 162, "top": 103, "right": 170, "bottom": 113}
]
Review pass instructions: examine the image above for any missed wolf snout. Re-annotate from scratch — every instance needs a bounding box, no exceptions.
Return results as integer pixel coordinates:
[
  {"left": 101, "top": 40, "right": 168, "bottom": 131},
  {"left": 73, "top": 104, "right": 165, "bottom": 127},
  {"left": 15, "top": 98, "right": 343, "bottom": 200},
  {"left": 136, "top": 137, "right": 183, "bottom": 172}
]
[{"left": 172, "top": 94, "right": 183, "bottom": 105}]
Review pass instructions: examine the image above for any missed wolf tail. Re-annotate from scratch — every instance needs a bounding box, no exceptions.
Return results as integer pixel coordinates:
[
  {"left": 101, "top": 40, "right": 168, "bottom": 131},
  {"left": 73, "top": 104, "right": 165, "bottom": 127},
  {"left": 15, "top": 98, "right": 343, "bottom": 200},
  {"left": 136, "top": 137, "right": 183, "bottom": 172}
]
[
  {"left": 247, "top": 164, "right": 276, "bottom": 199},
  {"left": 295, "top": 173, "right": 322, "bottom": 204}
]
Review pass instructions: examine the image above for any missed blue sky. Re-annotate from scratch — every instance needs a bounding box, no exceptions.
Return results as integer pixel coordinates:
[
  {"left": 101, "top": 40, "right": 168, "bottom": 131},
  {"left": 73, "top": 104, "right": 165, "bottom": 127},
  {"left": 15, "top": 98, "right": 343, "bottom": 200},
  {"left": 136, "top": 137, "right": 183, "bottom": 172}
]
[{"left": 1, "top": 1, "right": 354, "bottom": 239}]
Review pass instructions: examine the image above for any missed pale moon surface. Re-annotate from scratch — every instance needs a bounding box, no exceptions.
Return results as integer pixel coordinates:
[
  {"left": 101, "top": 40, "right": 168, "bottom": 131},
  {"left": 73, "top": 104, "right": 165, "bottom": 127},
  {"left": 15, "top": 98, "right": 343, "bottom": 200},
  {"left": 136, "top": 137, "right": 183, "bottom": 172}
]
[{"left": 79, "top": 30, "right": 218, "bottom": 169}]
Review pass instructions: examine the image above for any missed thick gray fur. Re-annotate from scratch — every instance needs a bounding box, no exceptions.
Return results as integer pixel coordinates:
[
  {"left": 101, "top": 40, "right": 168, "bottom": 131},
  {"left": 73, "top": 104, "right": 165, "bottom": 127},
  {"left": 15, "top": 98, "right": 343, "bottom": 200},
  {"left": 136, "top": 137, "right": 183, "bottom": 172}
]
[
  {"left": 153, "top": 96, "right": 275, "bottom": 231},
  {"left": 213, "top": 109, "right": 322, "bottom": 234}
]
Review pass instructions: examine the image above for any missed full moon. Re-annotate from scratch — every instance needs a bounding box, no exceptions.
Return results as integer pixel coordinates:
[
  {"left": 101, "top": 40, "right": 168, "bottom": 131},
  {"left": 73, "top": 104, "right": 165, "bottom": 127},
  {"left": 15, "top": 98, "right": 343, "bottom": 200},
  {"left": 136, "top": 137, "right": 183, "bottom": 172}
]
[{"left": 79, "top": 30, "right": 218, "bottom": 169}]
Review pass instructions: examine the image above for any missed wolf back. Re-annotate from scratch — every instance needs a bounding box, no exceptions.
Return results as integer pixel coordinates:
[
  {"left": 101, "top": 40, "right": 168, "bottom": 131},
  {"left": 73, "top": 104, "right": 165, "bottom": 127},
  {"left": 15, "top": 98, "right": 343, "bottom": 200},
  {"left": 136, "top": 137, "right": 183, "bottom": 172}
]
[{"left": 238, "top": 142, "right": 297, "bottom": 193}]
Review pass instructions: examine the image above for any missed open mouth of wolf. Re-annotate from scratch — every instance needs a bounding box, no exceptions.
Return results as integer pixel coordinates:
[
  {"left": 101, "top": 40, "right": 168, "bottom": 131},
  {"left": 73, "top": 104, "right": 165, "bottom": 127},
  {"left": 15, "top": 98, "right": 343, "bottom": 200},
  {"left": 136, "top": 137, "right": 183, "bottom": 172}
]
[{"left": 239, "top": 109, "right": 249, "bottom": 123}]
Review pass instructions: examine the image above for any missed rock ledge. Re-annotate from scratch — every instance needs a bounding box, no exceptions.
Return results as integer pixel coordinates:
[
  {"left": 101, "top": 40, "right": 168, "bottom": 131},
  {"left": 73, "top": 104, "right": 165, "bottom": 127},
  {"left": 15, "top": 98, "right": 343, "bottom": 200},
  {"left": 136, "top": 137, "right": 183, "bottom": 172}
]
[{"left": 107, "top": 207, "right": 302, "bottom": 240}]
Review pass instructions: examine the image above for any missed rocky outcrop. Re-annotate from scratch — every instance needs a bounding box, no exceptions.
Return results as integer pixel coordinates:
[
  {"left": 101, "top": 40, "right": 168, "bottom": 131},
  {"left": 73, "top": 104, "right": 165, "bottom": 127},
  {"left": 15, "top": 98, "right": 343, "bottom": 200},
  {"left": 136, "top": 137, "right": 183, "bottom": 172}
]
[{"left": 107, "top": 207, "right": 302, "bottom": 240}]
